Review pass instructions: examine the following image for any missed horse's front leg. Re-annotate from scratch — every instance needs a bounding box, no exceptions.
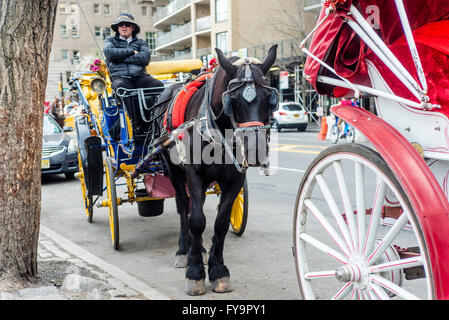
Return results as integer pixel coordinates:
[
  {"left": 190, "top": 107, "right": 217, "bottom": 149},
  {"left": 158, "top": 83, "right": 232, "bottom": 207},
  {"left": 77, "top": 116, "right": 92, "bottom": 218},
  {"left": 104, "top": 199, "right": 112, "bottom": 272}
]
[
  {"left": 185, "top": 169, "right": 207, "bottom": 296},
  {"left": 208, "top": 176, "right": 245, "bottom": 293}
]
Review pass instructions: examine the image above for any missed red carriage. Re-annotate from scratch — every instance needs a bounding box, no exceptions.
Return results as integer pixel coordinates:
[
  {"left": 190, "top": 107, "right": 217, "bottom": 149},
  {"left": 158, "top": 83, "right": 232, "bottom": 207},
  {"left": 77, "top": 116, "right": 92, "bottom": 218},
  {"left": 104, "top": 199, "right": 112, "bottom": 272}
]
[{"left": 293, "top": 0, "right": 449, "bottom": 299}]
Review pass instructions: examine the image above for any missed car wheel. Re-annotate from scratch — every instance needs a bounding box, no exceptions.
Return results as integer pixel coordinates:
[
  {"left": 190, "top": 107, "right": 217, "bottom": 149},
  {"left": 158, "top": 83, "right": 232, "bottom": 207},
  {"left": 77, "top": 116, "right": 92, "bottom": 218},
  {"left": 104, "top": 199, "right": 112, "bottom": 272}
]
[{"left": 65, "top": 172, "right": 75, "bottom": 180}]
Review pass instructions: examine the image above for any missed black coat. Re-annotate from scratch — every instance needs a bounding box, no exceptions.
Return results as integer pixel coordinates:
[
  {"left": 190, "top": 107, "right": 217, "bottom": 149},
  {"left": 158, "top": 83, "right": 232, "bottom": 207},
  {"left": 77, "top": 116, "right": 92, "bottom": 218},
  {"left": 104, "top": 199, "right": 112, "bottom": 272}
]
[{"left": 103, "top": 34, "right": 151, "bottom": 78}]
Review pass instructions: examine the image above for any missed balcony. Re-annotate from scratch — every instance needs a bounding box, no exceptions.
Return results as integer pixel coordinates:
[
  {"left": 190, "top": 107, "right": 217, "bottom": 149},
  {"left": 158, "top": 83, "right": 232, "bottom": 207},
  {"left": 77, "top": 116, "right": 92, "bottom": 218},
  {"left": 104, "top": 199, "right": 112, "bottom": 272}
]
[
  {"left": 304, "top": 0, "right": 322, "bottom": 11},
  {"left": 156, "top": 21, "right": 192, "bottom": 52},
  {"left": 154, "top": 0, "right": 192, "bottom": 28},
  {"left": 195, "top": 15, "right": 211, "bottom": 33},
  {"left": 196, "top": 47, "right": 211, "bottom": 58}
]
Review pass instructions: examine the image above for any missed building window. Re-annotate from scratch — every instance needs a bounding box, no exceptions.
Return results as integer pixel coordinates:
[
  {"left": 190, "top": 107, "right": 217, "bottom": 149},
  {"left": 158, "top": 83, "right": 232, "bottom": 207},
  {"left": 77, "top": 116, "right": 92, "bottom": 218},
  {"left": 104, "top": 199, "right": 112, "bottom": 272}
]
[
  {"left": 104, "top": 4, "right": 111, "bottom": 15},
  {"left": 71, "top": 26, "right": 79, "bottom": 37},
  {"left": 145, "top": 32, "right": 157, "bottom": 55},
  {"left": 93, "top": 4, "right": 100, "bottom": 15},
  {"left": 94, "top": 26, "right": 102, "bottom": 38},
  {"left": 60, "top": 3, "right": 67, "bottom": 14},
  {"left": 72, "top": 50, "right": 80, "bottom": 63},
  {"left": 215, "top": 0, "right": 228, "bottom": 22},
  {"left": 61, "top": 50, "right": 69, "bottom": 61},
  {"left": 70, "top": 2, "right": 77, "bottom": 14},
  {"left": 142, "top": 6, "right": 148, "bottom": 17},
  {"left": 216, "top": 31, "right": 228, "bottom": 53},
  {"left": 60, "top": 25, "right": 67, "bottom": 37},
  {"left": 103, "top": 27, "right": 111, "bottom": 39}
]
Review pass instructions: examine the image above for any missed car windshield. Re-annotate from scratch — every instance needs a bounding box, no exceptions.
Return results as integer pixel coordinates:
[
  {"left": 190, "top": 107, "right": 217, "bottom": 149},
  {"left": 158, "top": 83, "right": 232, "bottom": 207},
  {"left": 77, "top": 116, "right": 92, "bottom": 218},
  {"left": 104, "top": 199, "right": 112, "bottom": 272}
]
[
  {"left": 43, "top": 116, "right": 62, "bottom": 135},
  {"left": 282, "top": 104, "right": 303, "bottom": 112}
]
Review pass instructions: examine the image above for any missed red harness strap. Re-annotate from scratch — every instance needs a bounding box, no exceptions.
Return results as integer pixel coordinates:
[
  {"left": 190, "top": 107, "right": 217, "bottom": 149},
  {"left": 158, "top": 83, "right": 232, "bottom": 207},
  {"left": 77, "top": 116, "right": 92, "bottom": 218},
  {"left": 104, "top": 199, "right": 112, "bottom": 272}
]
[{"left": 164, "top": 73, "right": 213, "bottom": 132}]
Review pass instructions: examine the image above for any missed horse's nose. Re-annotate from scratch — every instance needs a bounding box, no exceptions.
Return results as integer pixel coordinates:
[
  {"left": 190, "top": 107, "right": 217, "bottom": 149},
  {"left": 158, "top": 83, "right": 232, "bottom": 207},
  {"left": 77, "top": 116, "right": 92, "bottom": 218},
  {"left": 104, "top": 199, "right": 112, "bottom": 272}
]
[{"left": 236, "top": 128, "right": 269, "bottom": 167}]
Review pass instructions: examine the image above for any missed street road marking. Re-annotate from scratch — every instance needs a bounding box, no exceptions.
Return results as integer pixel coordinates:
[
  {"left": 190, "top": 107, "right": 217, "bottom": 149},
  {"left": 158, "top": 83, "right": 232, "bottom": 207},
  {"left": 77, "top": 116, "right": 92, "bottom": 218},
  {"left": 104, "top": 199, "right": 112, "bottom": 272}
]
[
  {"left": 271, "top": 166, "right": 306, "bottom": 173},
  {"left": 269, "top": 143, "right": 326, "bottom": 154},
  {"left": 40, "top": 225, "right": 171, "bottom": 300}
]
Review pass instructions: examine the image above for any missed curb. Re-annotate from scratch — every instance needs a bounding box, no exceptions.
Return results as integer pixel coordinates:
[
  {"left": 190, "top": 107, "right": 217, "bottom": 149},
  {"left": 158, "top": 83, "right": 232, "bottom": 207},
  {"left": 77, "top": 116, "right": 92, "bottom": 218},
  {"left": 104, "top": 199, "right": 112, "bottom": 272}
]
[{"left": 40, "top": 225, "right": 171, "bottom": 300}]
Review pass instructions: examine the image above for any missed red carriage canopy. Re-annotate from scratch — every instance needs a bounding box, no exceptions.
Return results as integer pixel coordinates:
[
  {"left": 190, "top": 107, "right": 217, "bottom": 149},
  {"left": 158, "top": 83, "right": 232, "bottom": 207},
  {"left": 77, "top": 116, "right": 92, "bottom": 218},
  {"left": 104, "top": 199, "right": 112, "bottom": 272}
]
[{"left": 304, "top": 0, "right": 449, "bottom": 110}]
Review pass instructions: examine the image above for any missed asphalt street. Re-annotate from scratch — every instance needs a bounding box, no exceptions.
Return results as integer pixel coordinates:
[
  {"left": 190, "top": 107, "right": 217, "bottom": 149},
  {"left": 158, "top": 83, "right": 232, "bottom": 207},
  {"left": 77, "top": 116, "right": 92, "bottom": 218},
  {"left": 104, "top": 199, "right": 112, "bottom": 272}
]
[{"left": 40, "top": 123, "right": 333, "bottom": 300}]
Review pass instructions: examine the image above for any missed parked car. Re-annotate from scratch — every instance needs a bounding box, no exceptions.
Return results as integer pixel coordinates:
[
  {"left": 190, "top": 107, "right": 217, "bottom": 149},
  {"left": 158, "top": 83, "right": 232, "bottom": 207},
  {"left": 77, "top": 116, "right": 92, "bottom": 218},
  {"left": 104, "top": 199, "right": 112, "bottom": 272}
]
[
  {"left": 271, "top": 102, "right": 308, "bottom": 132},
  {"left": 41, "top": 114, "right": 78, "bottom": 179}
]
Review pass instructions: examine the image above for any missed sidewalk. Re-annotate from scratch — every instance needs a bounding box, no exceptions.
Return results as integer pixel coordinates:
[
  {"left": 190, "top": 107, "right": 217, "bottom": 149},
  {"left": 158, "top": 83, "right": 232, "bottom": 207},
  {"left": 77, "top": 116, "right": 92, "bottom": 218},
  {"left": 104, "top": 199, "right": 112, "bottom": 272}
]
[{"left": 0, "top": 226, "right": 170, "bottom": 300}]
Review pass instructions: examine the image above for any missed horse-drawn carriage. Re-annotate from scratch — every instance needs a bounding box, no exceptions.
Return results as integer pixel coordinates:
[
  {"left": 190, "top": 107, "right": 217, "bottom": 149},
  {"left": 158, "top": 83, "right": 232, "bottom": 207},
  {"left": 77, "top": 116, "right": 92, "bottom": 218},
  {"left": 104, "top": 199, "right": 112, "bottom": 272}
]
[
  {"left": 71, "top": 58, "right": 249, "bottom": 251},
  {"left": 294, "top": 0, "right": 449, "bottom": 299},
  {"left": 72, "top": 44, "right": 279, "bottom": 295}
]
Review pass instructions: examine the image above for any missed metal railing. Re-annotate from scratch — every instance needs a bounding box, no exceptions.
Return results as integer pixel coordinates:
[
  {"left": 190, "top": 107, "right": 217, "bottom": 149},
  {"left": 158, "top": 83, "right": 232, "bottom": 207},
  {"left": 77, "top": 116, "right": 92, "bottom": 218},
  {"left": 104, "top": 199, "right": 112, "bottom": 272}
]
[
  {"left": 156, "top": 21, "right": 192, "bottom": 49},
  {"left": 196, "top": 16, "right": 211, "bottom": 32},
  {"left": 154, "top": 0, "right": 191, "bottom": 24}
]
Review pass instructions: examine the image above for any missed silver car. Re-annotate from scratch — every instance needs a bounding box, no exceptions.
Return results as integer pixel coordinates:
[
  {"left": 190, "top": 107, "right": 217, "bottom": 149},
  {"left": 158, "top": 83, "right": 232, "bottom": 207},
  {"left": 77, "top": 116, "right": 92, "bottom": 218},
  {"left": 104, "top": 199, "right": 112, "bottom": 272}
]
[{"left": 41, "top": 115, "right": 78, "bottom": 179}]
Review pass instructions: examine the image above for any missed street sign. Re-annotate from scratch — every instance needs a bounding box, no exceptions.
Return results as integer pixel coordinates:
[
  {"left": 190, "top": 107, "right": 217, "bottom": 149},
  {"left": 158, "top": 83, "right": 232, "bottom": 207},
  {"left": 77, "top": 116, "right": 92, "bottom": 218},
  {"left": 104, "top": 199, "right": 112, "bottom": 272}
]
[{"left": 280, "top": 71, "right": 289, "bottom": 90}]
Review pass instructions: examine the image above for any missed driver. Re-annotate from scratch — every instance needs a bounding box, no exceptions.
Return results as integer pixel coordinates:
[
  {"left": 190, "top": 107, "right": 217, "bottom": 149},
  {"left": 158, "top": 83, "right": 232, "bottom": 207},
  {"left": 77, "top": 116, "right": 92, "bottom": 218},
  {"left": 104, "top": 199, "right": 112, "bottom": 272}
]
[{"left": 104, "top": 13, "right": 163, "bottom": 136}]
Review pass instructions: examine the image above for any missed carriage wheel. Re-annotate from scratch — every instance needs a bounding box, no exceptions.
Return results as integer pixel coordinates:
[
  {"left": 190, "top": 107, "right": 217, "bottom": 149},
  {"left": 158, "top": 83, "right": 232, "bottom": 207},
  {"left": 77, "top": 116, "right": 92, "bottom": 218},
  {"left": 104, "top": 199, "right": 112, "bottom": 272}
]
[
  {"left": 230, "top": 180, "right": 248, "bottom": 236},
  {"left": 293, "top": 144, "right": 433, "bottom": 299},
  {"left": 105, "top": 157, "right": 119, "bottom": 250},
  {"left": 330, "top": 124, "right": 340, "bottom": 144},
  {"left": 77, "top": 148, "right": 93, "bottom": 222}
]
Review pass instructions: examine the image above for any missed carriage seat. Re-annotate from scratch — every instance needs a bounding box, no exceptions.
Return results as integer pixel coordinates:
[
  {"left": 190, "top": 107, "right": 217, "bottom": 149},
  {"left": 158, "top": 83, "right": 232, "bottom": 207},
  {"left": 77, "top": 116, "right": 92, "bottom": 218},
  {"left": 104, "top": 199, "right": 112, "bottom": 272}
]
[
  {"left": 365, "top": 20, "right": 449, "bottom": 117},
  {"left": 163, "top": 73, "right": 213, "bottom": 132}
]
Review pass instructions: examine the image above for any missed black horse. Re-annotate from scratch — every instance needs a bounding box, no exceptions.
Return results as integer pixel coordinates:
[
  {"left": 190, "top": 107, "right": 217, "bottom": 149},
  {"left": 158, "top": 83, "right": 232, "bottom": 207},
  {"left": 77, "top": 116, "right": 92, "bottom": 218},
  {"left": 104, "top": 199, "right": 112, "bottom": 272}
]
[{"left": 156, "top": 45, "right": 278, "bottom": 295}]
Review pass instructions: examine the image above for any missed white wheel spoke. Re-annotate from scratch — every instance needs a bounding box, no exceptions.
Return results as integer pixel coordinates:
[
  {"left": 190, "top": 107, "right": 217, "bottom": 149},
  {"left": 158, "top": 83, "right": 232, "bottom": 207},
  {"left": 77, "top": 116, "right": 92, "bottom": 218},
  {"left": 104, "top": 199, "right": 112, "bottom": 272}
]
[
  {"left": 370, "top": 274, "right": 420, "bottom": 300},
  {"left": 304, "top": 199, "right": 351, "bottom": 257},
  {"left": 331, "top": 282, "right": 353, "bottom": 300},
  {"left": 350, "top": 287, "right": 358, "bottom": 300},
  {"left": 370, "top": 283, "right": 391, "bottom": 300},
  {"left": 369, "top": 256, "right": 423, "bottom": 273},
  {"left": 362, "top": 180, "right": 387, "bottom": 257},
  {"left": 333, "top": 161, "right": 358, "bottom": 251},
  {"left": 315, "top": 174, "right": 355, "bottom": 252},
  {"left": 299, "top": 232, "right": 349, "bottom": 264},
  {"left": 355, "top": 162, "right": 366, "bottom": 253},
  {"left": 366, "top": 212, "right": 410, "bottom": 265},
  {"left": 304, "top": 270, "right": 336, "bottom": 280},
  {"left": 365, "top": 288, "right": 378, "bottom": 300}
]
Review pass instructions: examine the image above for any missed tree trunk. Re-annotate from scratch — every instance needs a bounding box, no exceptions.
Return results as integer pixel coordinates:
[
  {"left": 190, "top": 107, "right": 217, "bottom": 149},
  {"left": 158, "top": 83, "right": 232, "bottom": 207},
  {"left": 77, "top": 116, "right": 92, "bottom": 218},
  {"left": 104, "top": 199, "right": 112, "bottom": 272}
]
[{"left": 0, "top": 0, "right": 58, "bottom": 285}]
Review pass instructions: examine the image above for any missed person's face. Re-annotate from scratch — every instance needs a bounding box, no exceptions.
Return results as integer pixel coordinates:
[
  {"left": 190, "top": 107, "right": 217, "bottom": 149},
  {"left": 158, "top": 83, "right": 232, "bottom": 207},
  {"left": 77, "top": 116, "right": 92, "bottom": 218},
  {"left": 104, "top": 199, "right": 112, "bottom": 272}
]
[{"left": 118, "top": 22, "right": 135, "bottom": 39}]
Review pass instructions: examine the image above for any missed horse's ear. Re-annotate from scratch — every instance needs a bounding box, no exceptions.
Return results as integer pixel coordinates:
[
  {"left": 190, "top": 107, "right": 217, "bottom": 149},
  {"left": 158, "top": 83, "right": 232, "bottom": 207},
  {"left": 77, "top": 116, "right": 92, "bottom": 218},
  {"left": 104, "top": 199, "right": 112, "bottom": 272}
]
[
  {"left": 215, "top": 48, "right": 237, "bottom": 78},
  {"left": 260, "top": 44, "right": 278, "bottom": 75}
]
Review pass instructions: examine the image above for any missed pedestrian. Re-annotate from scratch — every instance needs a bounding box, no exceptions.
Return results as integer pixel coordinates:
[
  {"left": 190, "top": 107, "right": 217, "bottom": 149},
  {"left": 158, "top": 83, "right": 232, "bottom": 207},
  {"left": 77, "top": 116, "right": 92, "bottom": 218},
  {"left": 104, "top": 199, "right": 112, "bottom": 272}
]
[
  {"left": 49, "top": 97, "right": 65, "bottom": 128},
  {"left": 104, "top": 13, "right": 163, "bottom": 137}
]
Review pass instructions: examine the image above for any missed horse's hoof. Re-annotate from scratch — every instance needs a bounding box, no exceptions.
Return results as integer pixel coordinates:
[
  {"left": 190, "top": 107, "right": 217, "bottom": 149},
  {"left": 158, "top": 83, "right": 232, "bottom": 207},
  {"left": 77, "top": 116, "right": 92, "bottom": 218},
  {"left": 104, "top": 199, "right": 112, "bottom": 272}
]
[
  {"left": 210, "top": 277, "right": 232, "bottom": 293},
  {"left": 174, "top": 255, "right": 187, "bottom": 268},
  {"left": 185, "top": 279, "right": 207, "bottom": 296}
]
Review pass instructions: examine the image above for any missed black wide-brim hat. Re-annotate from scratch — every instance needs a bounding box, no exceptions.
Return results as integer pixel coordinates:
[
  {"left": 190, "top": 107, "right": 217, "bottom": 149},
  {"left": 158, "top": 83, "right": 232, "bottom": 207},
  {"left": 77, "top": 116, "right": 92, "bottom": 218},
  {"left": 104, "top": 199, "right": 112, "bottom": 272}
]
[{"left": 111, "top": 13, "right": 140, "bottom": 35}]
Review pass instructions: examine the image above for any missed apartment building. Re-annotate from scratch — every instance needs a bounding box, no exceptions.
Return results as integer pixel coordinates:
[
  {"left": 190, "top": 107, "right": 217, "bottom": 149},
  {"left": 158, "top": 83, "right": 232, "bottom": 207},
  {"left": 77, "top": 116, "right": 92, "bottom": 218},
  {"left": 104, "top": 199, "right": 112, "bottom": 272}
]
[
  {"left": 152, "top": 0, "right": 317, "bottom": 62},
  {"left": 46, "top": 0, "right": 159, "bottom": 100}
]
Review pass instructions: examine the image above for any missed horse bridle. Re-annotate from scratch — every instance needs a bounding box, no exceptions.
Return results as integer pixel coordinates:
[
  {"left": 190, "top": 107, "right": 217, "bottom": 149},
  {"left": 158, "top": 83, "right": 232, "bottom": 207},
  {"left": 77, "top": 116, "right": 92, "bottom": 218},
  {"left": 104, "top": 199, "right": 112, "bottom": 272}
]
[{"left": 221, "top": 59, "right": 279, "bottom": 129}]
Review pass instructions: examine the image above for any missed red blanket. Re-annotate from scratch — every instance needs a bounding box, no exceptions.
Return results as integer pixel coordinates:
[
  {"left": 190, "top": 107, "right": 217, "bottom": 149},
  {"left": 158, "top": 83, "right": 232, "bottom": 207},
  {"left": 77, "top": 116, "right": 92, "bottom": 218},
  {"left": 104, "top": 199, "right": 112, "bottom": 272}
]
[{"left": 164, "top": 73, "right": 213, "bottom": 131}]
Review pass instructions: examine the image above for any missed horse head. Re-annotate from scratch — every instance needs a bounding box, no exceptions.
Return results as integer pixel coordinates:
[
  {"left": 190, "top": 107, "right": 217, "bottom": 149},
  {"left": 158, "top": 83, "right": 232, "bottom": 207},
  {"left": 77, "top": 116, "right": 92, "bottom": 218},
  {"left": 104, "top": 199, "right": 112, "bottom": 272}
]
[{"left": 214, "top": 45, "right": 279, "bottom": 169}]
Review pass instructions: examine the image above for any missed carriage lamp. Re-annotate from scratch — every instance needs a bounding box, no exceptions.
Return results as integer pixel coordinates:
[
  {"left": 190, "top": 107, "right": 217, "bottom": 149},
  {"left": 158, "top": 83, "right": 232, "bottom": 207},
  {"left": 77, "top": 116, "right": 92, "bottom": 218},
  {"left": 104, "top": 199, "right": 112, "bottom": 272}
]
[{"left": 91, "top": 78, "right": 107, "bottom": 94}]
